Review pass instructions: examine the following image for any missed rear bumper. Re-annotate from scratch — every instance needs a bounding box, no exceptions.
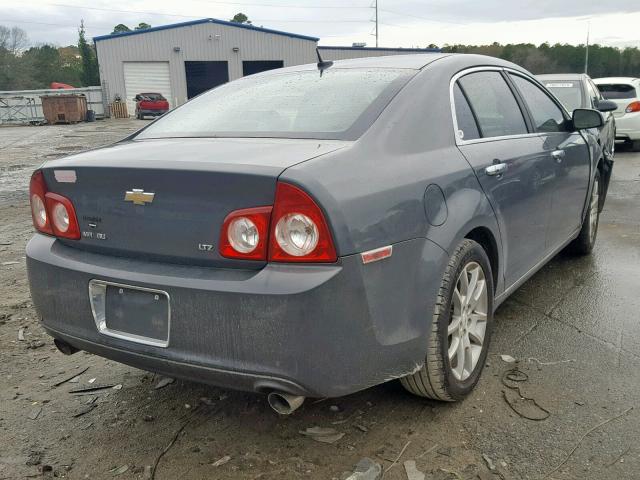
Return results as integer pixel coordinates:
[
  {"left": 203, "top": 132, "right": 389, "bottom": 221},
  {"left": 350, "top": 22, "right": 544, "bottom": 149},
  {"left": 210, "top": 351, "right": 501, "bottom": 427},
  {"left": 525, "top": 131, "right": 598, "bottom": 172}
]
[
  {"left": 614, "top": 112, "right": 640, "bottom": 141},
  {"left": 26, "top": 234, "right": 447, "bottom": 397}
]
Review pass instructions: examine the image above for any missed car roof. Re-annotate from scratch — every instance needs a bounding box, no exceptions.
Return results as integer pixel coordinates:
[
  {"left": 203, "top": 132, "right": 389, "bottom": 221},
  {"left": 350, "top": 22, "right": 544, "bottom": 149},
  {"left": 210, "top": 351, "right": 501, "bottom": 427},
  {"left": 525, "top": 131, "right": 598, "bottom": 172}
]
[
  {"left": 593, "top": 77, "right": 639, "bottom": 85},
  {"left": 537, "top": 73, "right": 587, "bottom": 81},
  {"left": 257, "top": 53, "right": 528, "bottom": 77}
]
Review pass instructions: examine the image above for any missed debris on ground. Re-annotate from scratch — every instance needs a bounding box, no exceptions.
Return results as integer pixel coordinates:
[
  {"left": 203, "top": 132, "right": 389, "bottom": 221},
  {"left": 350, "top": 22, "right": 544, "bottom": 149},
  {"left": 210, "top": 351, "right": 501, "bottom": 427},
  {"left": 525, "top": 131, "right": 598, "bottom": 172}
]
[
  {"left": 17, "top": 327, "right": 25, "bottom": 341},
  {"left": 482, "top": 454, "right": 496, "bottom": 471},
  {"left": 500, "top": 354, "right": 516, "bottom": 363},
  {"left": 69, "top": 384, "right": 116, "bottom": 394},
  {"left": 299, "top": 426, "right": 345, "bottom": 444},
  {"left": 72, "top": 404, "right": 97, "bottom": 418},
  {"left": 28, "top": 406, "right": 42, "bottom": 420},
  {"left": 345, "top": 457, "right": 381, "bottom": 480},
  {"left": 110, "top": 464, "right": 129, "bottom": 476},
  {"left": 384, "top": 441, "right": 411, "bottom": 473},
  {"left": 403, "top": 460, "right": 425, "bottom": 480},
  {"left": 154, "top": 377, "right": 175, "bottom": 390},
  {"left": 88, "top": 378, "right": 96, "bottom": 384},
  {"left": 52, "top": 366, "right": 89, "bottom": 387},
  {"left": 2, "top": 261, "right": 20, "bottom": 266},
  {"left": 27, "top": 339, "right": 45, "bottom": 349},
  {"left": 501, "top": 368, "right": 550, "bottom": 421},
  {"left": 211, "top": 455, "right": 231, "bottom": 467}
]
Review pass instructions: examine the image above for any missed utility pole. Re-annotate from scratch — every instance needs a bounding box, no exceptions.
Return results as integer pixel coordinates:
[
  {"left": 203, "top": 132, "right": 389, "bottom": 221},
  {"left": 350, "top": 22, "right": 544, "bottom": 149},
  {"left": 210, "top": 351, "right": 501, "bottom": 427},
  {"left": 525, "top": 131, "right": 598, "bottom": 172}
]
[
  {"left": 584, "top": 22, "right": 590, "bottom": 74},
  {"left": 372, "top": 0, "right": 378, "bottom": 47}
]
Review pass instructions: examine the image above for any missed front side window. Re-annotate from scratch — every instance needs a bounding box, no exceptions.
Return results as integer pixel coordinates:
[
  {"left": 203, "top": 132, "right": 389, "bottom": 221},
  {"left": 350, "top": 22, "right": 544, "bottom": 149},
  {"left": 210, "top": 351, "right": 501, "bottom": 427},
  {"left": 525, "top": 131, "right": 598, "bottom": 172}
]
[
  {"left": 510, "top": 74, "right": 566, "bottom": 133},
  {"left": 457, "top": 71, "right": 528, "bottom": 138},
  {"left": 136, "top": 68, "right": 413, "bottom": 140}
]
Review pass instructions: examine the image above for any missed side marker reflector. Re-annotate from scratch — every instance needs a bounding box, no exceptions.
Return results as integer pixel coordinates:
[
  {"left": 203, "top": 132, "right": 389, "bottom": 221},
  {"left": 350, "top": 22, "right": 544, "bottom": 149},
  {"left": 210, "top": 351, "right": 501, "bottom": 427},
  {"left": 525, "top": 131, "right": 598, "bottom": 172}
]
[{"left": 361, "top": 245, "right": 393, "bottom": 264}]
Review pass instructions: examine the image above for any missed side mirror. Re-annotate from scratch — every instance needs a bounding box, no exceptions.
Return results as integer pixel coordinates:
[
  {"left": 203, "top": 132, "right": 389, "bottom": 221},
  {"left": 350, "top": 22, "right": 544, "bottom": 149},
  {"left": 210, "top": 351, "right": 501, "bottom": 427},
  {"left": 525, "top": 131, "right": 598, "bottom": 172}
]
[
  {"left": 572, "top": 108, "right": 604, "bottom": 130},
  {"left": 596, "top": 99, "right": 617, "bottom": 113}
]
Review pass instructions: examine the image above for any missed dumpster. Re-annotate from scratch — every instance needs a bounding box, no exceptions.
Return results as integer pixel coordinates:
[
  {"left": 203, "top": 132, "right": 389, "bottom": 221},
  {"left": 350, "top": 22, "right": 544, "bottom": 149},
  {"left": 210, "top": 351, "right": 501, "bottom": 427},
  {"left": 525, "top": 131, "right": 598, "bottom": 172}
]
[{"left": 41, "top": 95, "right": 87, "bottom": 124}]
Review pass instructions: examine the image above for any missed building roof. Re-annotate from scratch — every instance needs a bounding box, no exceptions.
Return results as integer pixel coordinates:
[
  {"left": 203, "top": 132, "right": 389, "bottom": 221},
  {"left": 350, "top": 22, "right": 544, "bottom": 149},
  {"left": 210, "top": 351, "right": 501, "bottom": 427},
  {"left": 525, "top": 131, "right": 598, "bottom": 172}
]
[
  {"left": 93, "top": 18, "right": 319, "bottom": 43},
  {"left": 318, "top": 45, "right": 441, "bottom": 53}
]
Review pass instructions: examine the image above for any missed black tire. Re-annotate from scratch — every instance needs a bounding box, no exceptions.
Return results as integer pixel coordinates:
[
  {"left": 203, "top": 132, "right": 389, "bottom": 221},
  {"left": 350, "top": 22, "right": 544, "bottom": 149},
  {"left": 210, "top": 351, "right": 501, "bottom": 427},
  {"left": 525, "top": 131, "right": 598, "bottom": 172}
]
[
  {"left": 632, "top": 140, "right": 640, "bottom": 152},
  {"left": 136, "top": 110, "right": 143, "bottom": 120},
  {"left": 567, "top": 169, "right": 601, "bottom": 255},
  {"left": 400, "top": 239, "right": 494, "bottom": 401}
]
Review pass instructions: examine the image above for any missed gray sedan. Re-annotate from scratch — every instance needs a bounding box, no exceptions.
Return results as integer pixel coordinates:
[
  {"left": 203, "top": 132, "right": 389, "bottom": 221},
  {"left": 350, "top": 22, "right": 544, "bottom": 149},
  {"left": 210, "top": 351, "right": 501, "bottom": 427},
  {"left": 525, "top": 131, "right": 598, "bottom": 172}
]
[{"left": 26, "top": 54, "right": 608, "bottom": 414}]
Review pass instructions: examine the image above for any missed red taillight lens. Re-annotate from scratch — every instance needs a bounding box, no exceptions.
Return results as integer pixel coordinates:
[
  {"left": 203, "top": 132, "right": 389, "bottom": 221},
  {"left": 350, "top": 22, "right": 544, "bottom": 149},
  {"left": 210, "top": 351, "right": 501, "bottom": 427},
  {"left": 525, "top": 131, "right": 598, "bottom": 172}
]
[
  {"left": 28, "top": 170, "right": 80, "bottom": 239},
  {"left": 219, "top": 206, "right": 272, "bottom": 260},
  {"left": 29, "top": 171, "right": 53, "bottom": 235},
  {"left": 268, "top": 182, "right": 337, "bottom": 263},
  {"left": 45, "top": 192, "right": 80, "bottom": 239},
  {"left": 625, "top": 101, "right": 640, "bottom": 113}
]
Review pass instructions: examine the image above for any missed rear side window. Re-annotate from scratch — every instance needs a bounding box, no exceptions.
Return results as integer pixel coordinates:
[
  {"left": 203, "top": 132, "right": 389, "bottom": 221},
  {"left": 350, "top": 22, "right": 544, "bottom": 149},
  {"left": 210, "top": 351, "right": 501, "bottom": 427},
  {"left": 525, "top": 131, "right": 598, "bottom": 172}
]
[
  {"left": 458, "top": 71, "right": 527, "bottom": 138},
  {"left": 597, "top": 83, "right": 637, "bottom": 99},
  {"left": 453, "top": 83, "right": 480, "bottom": 141},
  {"left": 510, "top": 74, "right": 566, "bottom": 133}
]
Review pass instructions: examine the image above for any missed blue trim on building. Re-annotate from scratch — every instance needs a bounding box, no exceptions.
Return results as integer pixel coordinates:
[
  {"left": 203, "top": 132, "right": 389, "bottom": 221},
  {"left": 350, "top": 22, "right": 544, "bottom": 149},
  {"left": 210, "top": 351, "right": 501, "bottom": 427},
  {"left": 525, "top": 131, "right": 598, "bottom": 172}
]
[
  {"left": 318, "top": 46, "right": 441, "bottom": 53},
  {"left": 93, "top": 18, "right": 319, "bottom": 43}
]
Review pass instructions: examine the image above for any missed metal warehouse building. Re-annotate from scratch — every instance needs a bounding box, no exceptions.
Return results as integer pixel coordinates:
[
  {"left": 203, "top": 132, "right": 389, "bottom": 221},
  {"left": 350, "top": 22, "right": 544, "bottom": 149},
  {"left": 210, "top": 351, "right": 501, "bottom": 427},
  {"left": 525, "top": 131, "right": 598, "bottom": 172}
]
[{"left": 94, "top": 18, "right": 438, "bottom": 115}]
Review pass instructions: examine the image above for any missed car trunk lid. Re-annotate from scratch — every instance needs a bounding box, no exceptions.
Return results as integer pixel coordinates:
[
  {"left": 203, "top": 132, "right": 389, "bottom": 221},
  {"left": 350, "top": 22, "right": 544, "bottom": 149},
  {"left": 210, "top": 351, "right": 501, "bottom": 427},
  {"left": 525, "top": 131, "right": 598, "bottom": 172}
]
[{"left": 40, "top": 138, "right": 346, "bottom": 268}]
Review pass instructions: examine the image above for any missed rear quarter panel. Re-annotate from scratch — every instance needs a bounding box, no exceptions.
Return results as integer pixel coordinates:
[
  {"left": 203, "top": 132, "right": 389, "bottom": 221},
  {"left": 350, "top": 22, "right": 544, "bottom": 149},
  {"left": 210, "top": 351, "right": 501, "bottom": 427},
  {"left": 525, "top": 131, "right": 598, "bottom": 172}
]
[{"left": 282, "top": 56, "right": 505, "bottom": 295}]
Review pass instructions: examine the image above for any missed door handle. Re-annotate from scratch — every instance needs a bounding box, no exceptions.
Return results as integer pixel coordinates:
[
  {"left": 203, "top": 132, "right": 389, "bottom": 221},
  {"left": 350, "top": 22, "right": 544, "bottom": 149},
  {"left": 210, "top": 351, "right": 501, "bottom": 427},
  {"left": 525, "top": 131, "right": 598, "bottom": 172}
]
[
  {"left": 551, "top": 149, "right": 565, "bottom": 163},
  {"left": 485, "top": 162, "right": 507, "bottom": 176}
]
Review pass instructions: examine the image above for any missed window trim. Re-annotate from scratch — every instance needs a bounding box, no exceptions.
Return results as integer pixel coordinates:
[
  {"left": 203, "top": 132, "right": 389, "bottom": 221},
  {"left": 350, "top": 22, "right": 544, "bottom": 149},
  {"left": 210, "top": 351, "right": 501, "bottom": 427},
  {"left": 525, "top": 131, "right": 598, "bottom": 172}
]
[{"left": 449, "top": 66, "right": 568, "bottom": 146}]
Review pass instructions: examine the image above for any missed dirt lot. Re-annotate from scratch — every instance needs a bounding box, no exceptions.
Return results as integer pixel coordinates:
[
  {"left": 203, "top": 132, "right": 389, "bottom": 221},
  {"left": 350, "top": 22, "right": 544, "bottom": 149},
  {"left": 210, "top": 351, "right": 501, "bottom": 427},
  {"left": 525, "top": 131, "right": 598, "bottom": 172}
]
[{"left": 1, "top": 119, "right": 639, "bottom": 480}]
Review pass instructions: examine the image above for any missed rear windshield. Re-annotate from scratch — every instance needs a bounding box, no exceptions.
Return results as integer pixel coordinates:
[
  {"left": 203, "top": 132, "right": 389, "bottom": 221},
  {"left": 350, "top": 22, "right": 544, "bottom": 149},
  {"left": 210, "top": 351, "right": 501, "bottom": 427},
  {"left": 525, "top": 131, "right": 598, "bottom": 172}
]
[
  {"left": 596, "top": 83, "right": 637, "bottom": 100},
  {"left": 542, "top": 81, "right": 584, "bottom": 111},
  {"left": 136, "top": 68, "right": 413, "bottom": 140}
]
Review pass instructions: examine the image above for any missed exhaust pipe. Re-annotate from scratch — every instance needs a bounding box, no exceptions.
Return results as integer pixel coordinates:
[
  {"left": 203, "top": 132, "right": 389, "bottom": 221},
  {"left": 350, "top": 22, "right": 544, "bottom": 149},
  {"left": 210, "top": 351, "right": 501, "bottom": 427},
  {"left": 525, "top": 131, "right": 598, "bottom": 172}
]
[
  {"left": 267, "top": 391, "right": 305, "bottom": 415},
  {"left": 54, "top": 338, "right": 79, "bottom": 355}
]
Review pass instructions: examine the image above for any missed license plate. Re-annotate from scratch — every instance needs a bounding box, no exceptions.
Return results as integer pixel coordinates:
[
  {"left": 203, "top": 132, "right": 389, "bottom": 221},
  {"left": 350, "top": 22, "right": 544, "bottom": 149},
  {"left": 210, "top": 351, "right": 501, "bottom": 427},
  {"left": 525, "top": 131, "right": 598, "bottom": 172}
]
[{"left": 89, "top": 280, "right": 170, "bottom": 347}]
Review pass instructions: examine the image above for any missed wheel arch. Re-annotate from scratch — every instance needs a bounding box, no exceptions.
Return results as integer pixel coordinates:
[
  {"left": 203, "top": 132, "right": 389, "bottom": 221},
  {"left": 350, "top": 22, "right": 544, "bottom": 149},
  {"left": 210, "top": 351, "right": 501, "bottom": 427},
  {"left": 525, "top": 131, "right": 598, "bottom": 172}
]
[{"left": 464, "top": 226, "right": 499, "bottom": 290}]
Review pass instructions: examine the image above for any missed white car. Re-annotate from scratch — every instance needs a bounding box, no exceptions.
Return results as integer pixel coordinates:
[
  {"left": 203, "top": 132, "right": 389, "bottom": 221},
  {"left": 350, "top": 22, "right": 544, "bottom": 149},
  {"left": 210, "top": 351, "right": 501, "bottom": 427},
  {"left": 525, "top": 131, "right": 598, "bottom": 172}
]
[{"left": 594, "top": 77, "right": 640, "bottom": 150}]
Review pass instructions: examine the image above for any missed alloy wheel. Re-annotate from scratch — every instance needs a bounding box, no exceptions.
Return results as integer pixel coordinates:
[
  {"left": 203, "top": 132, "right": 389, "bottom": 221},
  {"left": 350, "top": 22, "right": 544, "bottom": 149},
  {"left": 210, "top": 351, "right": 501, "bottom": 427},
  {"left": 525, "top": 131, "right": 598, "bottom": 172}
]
[{"left": 447, "top": 261, "right": 488, "bottom": 381}]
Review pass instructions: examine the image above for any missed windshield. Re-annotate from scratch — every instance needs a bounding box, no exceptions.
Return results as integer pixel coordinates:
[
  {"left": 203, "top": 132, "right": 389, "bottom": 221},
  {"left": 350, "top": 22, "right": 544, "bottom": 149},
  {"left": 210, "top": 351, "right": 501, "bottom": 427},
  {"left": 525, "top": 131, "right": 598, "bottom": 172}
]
[
  {"left": 140, "top": 93, "right": 165, "bottom": 101},
  {"left": 136, "top": 68, "right": 413, "bottom": 140},
  {"left": 542, "top": 81, "right": 584, "bottom": 111},
  {"left": 596, "top": 83, "right": 637, "bottom": 100}
]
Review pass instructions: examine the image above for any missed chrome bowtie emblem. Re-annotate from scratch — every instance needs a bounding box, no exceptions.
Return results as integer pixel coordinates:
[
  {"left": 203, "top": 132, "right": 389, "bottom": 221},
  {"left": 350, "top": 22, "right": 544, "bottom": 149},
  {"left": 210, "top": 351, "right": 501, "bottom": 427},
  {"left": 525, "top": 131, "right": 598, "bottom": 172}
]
[{"left": 124, "top": 189, "right": 155, "bottom": 205}]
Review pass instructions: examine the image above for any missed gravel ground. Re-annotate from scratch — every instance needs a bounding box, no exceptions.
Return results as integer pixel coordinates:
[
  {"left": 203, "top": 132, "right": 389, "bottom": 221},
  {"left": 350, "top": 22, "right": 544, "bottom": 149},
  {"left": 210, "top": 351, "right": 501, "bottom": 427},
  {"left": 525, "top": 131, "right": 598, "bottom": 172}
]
[{"left": 1, "top": 119, "right": 639, "bottom": 480}]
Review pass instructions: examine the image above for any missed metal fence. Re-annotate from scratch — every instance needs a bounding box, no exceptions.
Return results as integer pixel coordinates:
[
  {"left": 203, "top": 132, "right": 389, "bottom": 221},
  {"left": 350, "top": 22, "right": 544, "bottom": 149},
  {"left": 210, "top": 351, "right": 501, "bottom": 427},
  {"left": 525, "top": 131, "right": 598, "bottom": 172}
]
[{"left": 0, "top": 86, "right": 105, "bottom": 125}]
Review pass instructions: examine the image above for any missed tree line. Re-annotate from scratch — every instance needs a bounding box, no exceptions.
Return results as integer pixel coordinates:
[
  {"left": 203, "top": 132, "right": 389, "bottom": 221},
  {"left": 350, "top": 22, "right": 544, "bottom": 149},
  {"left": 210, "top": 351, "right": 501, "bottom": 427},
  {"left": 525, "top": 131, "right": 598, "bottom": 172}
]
[
  {"left": 438, "top": 42, "right": 640, "bottom": 77},
  {"left": 1, "top": 20, "right": 639, "bottom": 92}
]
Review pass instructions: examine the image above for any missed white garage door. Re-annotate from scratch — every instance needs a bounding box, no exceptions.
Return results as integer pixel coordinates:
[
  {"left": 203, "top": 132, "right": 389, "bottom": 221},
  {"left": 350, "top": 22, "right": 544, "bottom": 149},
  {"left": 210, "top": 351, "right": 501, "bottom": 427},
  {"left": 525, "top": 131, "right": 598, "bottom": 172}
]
[{"left": 123, "top": 62, "right": 173, "bottom": 116}]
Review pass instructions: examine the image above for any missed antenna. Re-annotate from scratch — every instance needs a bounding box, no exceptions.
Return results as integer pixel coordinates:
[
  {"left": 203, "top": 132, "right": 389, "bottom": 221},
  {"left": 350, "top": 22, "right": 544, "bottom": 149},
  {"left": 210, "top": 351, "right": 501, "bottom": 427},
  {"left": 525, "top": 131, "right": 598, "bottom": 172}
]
[{"left": 316, "top": 48, "right": 333, "bottom": 75}]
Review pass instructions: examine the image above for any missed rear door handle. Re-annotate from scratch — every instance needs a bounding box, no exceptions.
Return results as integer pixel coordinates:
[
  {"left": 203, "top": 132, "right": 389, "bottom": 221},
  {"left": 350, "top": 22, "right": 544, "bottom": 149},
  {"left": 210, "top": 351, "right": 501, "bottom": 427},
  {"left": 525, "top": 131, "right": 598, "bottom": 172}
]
[
  {"left": 551, "top": 150, "right": 565, "bottom": 162},
  {"left": 485, "top": 163, "right": 507, "bottom": 176}
]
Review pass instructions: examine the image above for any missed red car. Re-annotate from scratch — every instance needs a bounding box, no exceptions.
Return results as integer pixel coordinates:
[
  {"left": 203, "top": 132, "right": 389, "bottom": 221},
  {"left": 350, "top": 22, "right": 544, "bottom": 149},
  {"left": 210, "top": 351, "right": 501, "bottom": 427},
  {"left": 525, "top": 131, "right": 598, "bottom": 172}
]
[{"left": 134, "top": 93, "right": 169, "bottom": 119}]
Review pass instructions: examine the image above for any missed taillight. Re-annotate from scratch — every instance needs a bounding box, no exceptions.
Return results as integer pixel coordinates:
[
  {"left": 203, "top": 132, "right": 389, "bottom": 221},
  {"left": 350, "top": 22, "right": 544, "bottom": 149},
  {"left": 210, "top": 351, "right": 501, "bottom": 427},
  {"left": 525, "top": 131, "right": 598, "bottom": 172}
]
[
  {"left": 45, "top": 192, "right": 81, "bottom": 239},
  {"left": 268, "top": 182, "right": 337, "bottom": 263},
  {"left": 625, "top": 101, "right": 640, "bottom": 113},
  {"left": 219, "top": 183, "right": 337, "bottom": 263},
  {"left": 29, "top": 171, "right": 53, "bottom": 235},
  {"left": 219, "top": 206, "right": 272, "bottom": 260},
  {"left": 29, "top": 170, "right": 80, "bottom": 239}
]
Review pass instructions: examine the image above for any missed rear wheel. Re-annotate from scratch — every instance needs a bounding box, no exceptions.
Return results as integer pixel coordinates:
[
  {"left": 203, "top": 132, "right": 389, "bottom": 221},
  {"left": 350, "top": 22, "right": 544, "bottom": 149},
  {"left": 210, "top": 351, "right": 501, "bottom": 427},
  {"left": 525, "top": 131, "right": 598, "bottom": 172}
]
[
  {"left": 401, "top": 239, "right": 494, "bottom": 401},
  {"left": 567, "top": 169, "right": 601, "bottom": 255},
  {"left": 632, "top": 140, "right": 640, "bottom": 152}
]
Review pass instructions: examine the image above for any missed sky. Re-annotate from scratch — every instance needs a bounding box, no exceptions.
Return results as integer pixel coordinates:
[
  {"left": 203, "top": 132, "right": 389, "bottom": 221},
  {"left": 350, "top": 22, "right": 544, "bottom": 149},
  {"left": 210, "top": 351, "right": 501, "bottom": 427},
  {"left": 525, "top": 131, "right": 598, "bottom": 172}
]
[{"left": 1, "top": 0, "right": 640, "bottom": 49}]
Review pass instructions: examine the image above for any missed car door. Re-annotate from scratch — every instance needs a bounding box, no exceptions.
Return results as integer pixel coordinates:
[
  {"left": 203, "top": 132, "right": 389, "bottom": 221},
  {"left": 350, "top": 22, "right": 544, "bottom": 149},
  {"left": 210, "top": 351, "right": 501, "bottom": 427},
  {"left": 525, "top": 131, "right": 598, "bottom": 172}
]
[
  {"left": 586, "top": 78, "right": 615, "bottom": 158},
  {"left": 507, "top": 73, "right": 591, "bottom": 251},
  {"left": 453, "top": 69, "right": 554, "bottom": 287}
]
